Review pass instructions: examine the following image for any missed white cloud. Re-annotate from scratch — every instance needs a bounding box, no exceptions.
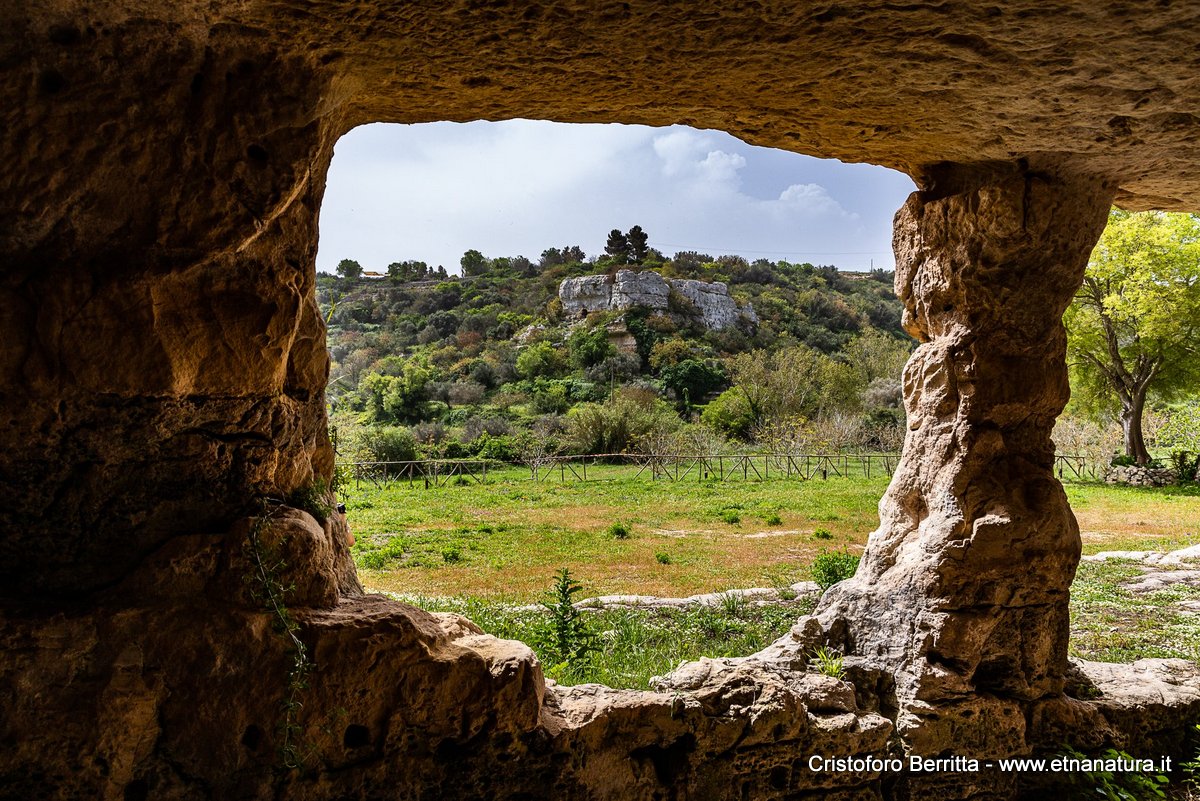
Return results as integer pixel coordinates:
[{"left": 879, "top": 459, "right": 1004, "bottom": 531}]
[{"left": 316, "top": 120, "right": 913, "bottom": 273}]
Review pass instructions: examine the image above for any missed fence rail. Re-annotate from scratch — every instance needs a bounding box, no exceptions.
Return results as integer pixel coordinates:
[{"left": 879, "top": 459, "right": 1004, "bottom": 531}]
[{"left": 340, "top": 453, "right": 1107, "bottom": 489}]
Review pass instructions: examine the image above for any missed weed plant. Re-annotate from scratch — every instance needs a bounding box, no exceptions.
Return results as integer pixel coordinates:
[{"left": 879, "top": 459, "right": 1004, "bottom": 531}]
[{"left": 811, "top": 548, "right": 860, "bottom": 590}]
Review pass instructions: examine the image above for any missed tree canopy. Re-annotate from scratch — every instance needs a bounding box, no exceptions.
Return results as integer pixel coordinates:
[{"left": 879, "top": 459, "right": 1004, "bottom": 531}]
[{"left": 1065, "top": 210, "right": 1200, "bottom": 463}]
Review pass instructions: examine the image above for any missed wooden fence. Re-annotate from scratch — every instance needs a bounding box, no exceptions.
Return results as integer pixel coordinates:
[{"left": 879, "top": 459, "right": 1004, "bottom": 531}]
[{"left": 340, "top": 452, "right": 1105, "bottom": 489}]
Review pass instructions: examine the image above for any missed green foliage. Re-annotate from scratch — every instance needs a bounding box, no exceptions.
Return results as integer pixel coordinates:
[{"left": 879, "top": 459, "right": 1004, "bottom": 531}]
[
  {"left": 718, "top": 509, "right": 741, "bottom": 524},
  {"left": 286, "top": 479, "right": 334, "bottom": 524},
  {"left": 810, "top": 647, "right": 846, "bottom": 679},
  {"left": 516, "top": 342, "right": 569, "bottom": 379},
  {"left": 359, "top": 364, "right": 432, "bottom": 424},
  {"left": 655, "top": 551, "right": 672, "bottom": 565},
  {"left": 568, "top": 325, "right": 614, "bottom": 369},
  {"left": 660, "top": 359, "right": 726, "bottom": 407},
  {"left": 607, "top": 521, "right": 631, "bottom": 539},
  {"left": 460, "top": 249, "right": 488, "bottom": 276},
  {"left": 1183, "top": 722, "right": 1200, "bottom": 790},
  {"left": 441, "top": 546, "right": 463, "bottom": 563},
  {"left": 701, "top": 388, "right": 756, "bottom": 439},
  {"left": 1054, "top": 745, "right": 1168, "bottom": 801},
  {"left": 811, "top": 548, "right": 859, "bottom": 590},
  {"left": 763, "top": 512, "right": 783, "bottom": 526},
  {"left": 1066, "top": 210, "right": 1200, "bottom": 461},
  {"left": 604, "top": 229, "right": 630, "bottom": 264},
  {"left": 360, "top": 426, "right": 418, "bottom": 463},
  {"left": 567, "top": 389, "right": 681, "bottom": 453},
  {"left": 813, "top": 528, "right": 833, "bottom": 540},
  {"left": 336, "top": 258, "right": 363, "bottom": 279},
  {"left": 543, "top": 568, "right": 597, "bottom": 668},
  {"left": 242, "top": 503, "right": 313, "bottom": 771},
  {"left": 1169, "top": 451, "right": 1200, "bottom": 484},
  {"left": 627, "top": 225, "right": 649, "bottom": 263}
]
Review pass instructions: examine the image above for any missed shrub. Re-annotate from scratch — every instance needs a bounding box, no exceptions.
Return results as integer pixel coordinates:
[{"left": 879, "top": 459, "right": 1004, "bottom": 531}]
[
  {"left": 718, "top": 509, "right": 741, "bottom": 525},
  {"left": 655, "top": 552, "right": 672, "bottom": 565},
  {"left": 607, "top": 521, "right": 632, "bottom": 539},
  {"left": 811, "top": 549, "right": 860, "bottom": 590},
  {"left": 442, "top": 546, "right": 463, "bottom": 563},
  {"left": 516, "top": 341, "right": 568, "bottom": 379},
  {"left": 567, "top": 389, "right": 681, "bottom": 454},
  {"left": 360, "top": 426, "right": 418, "bottom": 463},
  {"left": 763, "top": 513, "right": 783, "bottom": 526},
  {"left": 286, "top": 479, "right": 333, "bottom": 524},
  {"left": 813, "top": 528, "right": 833, "bottom": 540},
  {"left": 701, "top": 389, "right": 756, "bottom": 440},
  {"left": 1169, "top": 450, "right": 1200, "bottom": 484}
]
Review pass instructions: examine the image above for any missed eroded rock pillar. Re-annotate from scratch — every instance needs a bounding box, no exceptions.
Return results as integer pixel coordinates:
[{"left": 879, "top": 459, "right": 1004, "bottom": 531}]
[{"left": 802, "top": 163, "right": 1115, "bottom": 753}]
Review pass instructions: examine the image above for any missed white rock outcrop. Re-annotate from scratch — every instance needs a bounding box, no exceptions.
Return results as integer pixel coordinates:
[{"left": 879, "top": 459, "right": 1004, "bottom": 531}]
[{"left": 558, "top": 269, "right": 756, "bottom": 330}]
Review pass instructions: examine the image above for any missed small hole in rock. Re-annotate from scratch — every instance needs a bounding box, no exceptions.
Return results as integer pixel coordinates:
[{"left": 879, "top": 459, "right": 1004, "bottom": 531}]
[
  {"left": 343, "top": 723, "right": 370, "bottom": 749},
  {"left": 38, "top": 69, "right": 66, "bottom": 95},
  {"left": 241, "top": 724, "right": 263, "bottom": 751},
  {"left": 123, "top": 779, "right": 149, "bottom": 801},
  {"left": 246, "top": 144, "right": 269, "bottom": 164},
  {"left": 942, "top": 303, "right": 955, "bottom": 312},
  {"left": 48, "top": 24, "right": 82, "bottom": 45}
]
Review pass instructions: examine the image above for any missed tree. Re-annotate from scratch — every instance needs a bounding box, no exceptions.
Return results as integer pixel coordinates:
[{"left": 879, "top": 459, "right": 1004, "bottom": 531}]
[
  {"left": 1065, "top": 210, "right": 1200, "bottom": 464},
  {"left": 460, "top": 249, "right": 488, "bottom": 276},
  {"left": 336, "top": 258, "right": 363, "bottom": 279},
  {"left": 627, "top": 225, "right": 649, "bottom": 263},
  {"left": 604, "top": 229, "right": 630, "bottom": 264}
]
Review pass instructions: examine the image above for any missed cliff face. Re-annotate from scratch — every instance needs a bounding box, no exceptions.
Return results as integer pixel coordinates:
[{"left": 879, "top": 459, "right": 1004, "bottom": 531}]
[{"left": 559, "top": 270, "right": 757, "bottom": 330}]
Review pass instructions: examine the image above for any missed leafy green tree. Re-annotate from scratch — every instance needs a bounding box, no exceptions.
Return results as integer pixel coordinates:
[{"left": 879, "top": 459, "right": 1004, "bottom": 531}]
[
  {"left": 627, "top": 225, "right": 649, "bottom": 263},
  {"left": 359, "top": 363, "right": 432, "bottom": 424},
  {"left": 604, "top": 229, "right": 630, "bottom": 264},
  {"left": 660, "top": 359, "right": 726, "bottom": 407},
  {"left": 516, "top": 342, "right": 569, "bottom": 379},
  {"left": 336, "top": 258, "right": 363, "bottom": 279},
  {"left": 1065, "top": 210, "right": 1200, "bottom": 464},
  {"left": 460, "top": 249, "right": 488, "bottom": 276}
]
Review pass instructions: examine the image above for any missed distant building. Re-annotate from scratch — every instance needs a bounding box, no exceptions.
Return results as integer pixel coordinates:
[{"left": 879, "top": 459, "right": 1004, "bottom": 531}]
[{"left": 362, "top": 271, "right": 386, "bottom": 279}]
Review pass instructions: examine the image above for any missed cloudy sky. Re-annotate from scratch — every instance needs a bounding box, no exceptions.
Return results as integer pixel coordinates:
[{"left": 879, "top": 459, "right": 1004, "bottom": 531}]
[{"left": 316, "top": 120, "right": 916, "bottom": 275}]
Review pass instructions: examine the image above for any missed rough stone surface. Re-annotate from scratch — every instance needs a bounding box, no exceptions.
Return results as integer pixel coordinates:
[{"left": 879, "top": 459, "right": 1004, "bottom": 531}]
[
  {"left": 6, "top": 2, "right": 1200, "bottom": 799},
  {"left": 559, "top": 270, "right": 756, "bottom": 330},
  {"left": 793, "top": 165, "right": 1116, "bottom": 748}
]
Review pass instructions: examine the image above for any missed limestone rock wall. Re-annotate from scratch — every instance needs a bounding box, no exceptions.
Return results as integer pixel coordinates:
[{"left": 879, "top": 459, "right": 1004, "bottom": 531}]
[
  {"left": 795, "top": 163, "right": 1116, "bottom": 764},
  {"left": 559, "top": 270, "right": 756, "bottom": 330}
]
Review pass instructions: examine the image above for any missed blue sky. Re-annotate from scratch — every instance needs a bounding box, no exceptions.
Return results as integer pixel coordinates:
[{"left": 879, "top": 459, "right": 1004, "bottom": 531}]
[{"left": 317, "top": 120, "right": 916, "bottom": 274}]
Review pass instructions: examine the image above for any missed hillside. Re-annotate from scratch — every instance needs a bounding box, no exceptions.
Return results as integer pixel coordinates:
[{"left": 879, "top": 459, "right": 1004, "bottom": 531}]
[{"left": 317, "top": 249, "right": 912, "bottom": 463}]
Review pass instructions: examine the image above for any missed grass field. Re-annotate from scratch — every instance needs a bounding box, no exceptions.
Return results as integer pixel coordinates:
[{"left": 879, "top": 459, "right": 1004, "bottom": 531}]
[{"left": 343, "top": 468, "right": 1200, "bottom": 687}]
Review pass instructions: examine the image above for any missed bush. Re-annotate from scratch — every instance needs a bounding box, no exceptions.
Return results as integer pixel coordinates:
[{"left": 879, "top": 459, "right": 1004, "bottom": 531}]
[
  {"left": 813, "top": 528, "right": 833, "bottom": 540},
  {"left": 442, "top": 546, "right": 463, "bottom": 563},
  {"left": 701, "top": 389, "right": 756, "bottom": 440},
  {"left": 811, "top": 549, "right": 860, "bottom": 590},
  {"left": 607, "top": 521, "right": 632, "bottom": 539},
  {"left": 567, "top": 389, "right": 681, "bottom": 454},
  {"left": 718, "top": 509, "right": 741, "bottom": 524},
  {"left": 655, "top": 552, "right": 672, "bottom": 565},
  {"left": 516, "top": 341, "right": 568, "bottom": 379},
  {"left": 360, "top": 425, "right": 418, "bottom": 463},
  {"left": 763, "top": 513, "right": 783, "bottom": 526}
]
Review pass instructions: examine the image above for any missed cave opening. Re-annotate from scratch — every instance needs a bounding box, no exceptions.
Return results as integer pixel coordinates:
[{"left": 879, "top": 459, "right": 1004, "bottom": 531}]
[{"left": 314, "top": 118, "right": 920, "bottom": 688}]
